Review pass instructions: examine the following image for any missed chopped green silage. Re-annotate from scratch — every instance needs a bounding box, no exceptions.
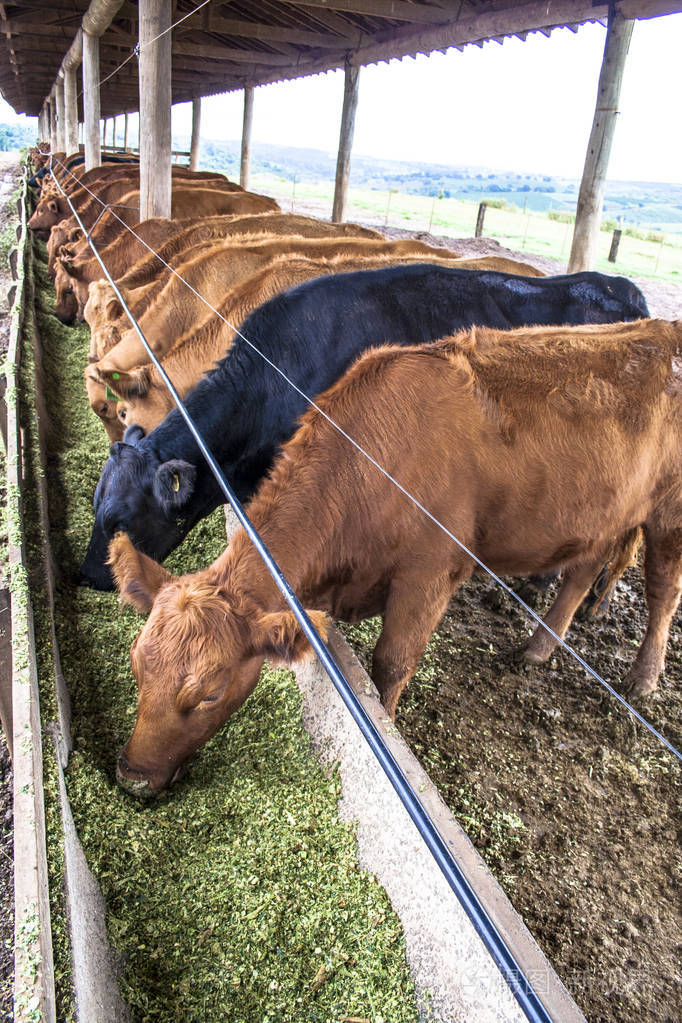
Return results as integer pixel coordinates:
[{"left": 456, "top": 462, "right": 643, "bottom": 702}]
[{"left": 26, "top": 236, "right": 420, "bottom": 1022}]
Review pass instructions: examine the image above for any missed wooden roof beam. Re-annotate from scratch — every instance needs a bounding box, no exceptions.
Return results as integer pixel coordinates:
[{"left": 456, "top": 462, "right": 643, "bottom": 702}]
[
  {"left": 174, "top": 12, "right": 359, "bottom": 48},
  {"left": 281, "top": 0, "right": 454, "bottom": 25},
  {"left": 172, "top": 40, "right": 297, "bottom": 64}
]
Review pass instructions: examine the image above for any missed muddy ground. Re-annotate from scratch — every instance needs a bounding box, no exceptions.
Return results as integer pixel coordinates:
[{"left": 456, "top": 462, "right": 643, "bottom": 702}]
[{"left": 342, "top": 566, "right": 681, "bottom": 1023}]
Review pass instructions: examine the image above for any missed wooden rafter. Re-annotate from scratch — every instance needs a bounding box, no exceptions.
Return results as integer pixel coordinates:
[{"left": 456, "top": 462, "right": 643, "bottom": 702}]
[{"left": 1, "top": 0, "right": 681, "bottom": 116}]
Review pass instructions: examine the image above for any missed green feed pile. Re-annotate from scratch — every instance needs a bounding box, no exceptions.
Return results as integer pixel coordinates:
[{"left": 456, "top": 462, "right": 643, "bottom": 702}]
[{"left": 24, "top": 235, "right": 419, "bottom": 1023}]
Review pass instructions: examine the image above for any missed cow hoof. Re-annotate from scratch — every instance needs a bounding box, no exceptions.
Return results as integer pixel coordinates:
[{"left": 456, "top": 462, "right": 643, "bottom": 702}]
[{"left": 625, "top": 676, "right": 657, "bottom": 699}]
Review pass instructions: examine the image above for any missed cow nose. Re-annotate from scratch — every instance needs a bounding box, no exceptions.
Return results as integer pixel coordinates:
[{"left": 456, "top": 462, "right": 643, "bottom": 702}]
[{"left": 116, "top": 752, "right": 155, "bottom": 799}]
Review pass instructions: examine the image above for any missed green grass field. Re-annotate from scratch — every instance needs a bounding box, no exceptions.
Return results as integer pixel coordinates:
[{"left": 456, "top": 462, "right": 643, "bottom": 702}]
[{"left": 251, "top": 172, "right": 682, "bottom": 285}]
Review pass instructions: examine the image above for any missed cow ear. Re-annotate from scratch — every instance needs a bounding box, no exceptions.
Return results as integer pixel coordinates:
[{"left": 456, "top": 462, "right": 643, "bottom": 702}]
[
  {"left": 100, "top": 366, "right": 150, "bottom": 400},
  {"left": 153, "top": 460, "right": 196, "bottom": 509},
  {"left": 108, "top": 533, "right": 173, "bottom": 613},
  {"left": 253, "top": 610, "right": 329, "bottom": 663},
  {"left": 123, "top": 423, "right": 146, "bottom": 446},
  {"left": 106, "top": 297, "right": 123, "bottom": 320}
]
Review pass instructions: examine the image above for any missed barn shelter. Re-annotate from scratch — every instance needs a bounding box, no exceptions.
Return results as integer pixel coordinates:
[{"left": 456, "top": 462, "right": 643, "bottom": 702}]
[
  {"left": 1, "top": 2, "right": 681, "bottom": 263},
  {"left": 1, "top": 0, "right": 681, "bottom": 265}
]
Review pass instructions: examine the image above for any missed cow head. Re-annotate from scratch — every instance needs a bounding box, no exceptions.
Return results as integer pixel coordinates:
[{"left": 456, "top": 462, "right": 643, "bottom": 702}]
[
  {"left": 100, "top": 366, "right": 173, "bottom": 437},
  {"left": 109, "top": 533, "right": 327, "bottom": 795},
  {"left": 53, "top": 257, "right": 79, "bottom": 324},
  {"left": 84, "top": 281, "right": 126, "bottom": 360},
  {"left": 27, "top": 195, "right": 64, "bottom": 235},
  {"left": 79, "top": 424, "right": 200, "bottom": 590},
  {"left": 84, "top": 366, "right": 125, "bottom": 443},
  {"left": 47, "top": 222, "right": 83, "bottom": 278}
]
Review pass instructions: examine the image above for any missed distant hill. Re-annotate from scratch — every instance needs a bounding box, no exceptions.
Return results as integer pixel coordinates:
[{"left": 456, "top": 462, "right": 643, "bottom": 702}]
[
  {"left": 0, "top": 121, "right": 36, "bottom": 151},
  {"left": 180, "top": 135, "right": 682, "bottom": 234}
]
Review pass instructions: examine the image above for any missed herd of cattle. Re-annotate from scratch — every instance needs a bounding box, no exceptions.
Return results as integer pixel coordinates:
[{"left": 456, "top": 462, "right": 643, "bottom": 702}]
[{"left": 28, "top": 148, "right": 681, "bottom": 797}]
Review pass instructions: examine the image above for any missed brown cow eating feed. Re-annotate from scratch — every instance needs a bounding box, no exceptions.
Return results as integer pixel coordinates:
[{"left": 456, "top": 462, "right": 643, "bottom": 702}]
[{"left": 110, "top": 319, "right": 682, "bottom": 796}]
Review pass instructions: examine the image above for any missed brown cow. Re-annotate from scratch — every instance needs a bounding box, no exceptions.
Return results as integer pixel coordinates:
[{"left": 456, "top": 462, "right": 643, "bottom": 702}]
[
  {"left": 107, "top": 253, "right": 547, "bottom": 436},
  {"left": 109, "top": 317, "right": 682, "bottom": 795},
  {"left": 54, "top": 212, "right": 383, "bottom": 322},
  {"left": 29, "top": 166, "right": 235, "bottom": 234},
  {"left": 86, "top": 236, "right": 496, "bottom": 376}
]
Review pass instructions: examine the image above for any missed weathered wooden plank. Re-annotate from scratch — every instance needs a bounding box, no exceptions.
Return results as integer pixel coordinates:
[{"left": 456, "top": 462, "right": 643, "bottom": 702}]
[
  {"left": 139, "top": 0, "right": 172, "bottom": 219},
  {"left": 568, "top": 9, "right": 634, "bottom": 271},
  {"left": 82, "top": 31, "right": 101, "bottom": 170},
  {"left": 332, "top": 59, "right": 360, "bottom": 223},
  {"left": 240, "top": 85, "right": 254, "bottom": 189},
  {"left": 189, "top": 95, "right": 201, "bottom": 171}
]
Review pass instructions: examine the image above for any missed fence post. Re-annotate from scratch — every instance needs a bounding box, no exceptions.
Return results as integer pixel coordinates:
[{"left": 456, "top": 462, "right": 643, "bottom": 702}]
[
  {"left": 428, "top": 195, "right": 436, "bottom": 233},
  {"left": 384, "top": 189, "right": 395, "bottom": 227},
  {"left": 608, "top": 228, "right": 622, "bottom": 263},
  {"left": 475, "top": 202, "right": 487, "bottom": 238}
]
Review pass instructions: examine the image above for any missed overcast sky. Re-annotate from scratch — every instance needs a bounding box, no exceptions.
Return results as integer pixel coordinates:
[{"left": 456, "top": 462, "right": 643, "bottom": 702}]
[{"left": 3, "top": 12, "right": 681, "bottom": 183}]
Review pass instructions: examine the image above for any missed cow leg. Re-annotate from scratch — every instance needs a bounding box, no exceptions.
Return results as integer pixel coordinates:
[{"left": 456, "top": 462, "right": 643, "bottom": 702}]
[
  {"left": 371, "top": 568, "right": 466, "bottom": 720},
  {"left": 625, "top": 529, "right": 682, "bottom": 697},
  {"left": 522, "top": 554, "right": 609, "bottom": 664}
]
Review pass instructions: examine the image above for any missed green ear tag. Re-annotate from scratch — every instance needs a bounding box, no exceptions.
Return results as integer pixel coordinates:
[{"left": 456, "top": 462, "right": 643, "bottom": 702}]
[
  {"left": 172, "top": 474, "right": 180, "bottom": 493},
  {"left": 105, "top": 387, "right": 118, "bottom": 400},
  {"left": 112, "top": 372, "right": 121, "bottom": 380}
]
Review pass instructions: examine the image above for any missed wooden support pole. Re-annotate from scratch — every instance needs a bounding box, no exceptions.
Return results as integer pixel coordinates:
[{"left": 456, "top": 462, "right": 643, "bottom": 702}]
[
  {"left": 55, "top": 79, "right": 66, "bottom": 152},
  {"left": 567, "top": 9, "right": 634, "bottom": 273},
  {"left": 332, "top": 60, "right": 360, "bottom": 223},
  {"left": 140, "top": 0, "right": 172, "bottom": 220},
  {"left": 82, "top": 31, "right": 102, "bottom": 171},
  {"left": 49, "top": 96, "right": 58, "bottom": 154},
  {"left": 240, "top": 87, "right": 254, "bottom": 188},
  {"left": 64, "top": 66, "right": 79, "bottom": 156},
  {"left": 189, "top": 96, "right": 202, "bottom": 170},
  {"left": 123, "top": 112, "right": 129, "bottom": 151}
]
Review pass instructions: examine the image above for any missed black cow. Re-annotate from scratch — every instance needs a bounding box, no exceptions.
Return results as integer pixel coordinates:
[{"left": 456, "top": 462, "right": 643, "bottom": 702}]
[{"left": 80, "top": 265, "right": 649, "bottom": 589}]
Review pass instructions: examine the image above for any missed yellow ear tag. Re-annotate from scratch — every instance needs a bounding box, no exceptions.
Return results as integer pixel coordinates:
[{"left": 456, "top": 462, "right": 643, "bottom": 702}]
[{"left": 172, "top": 474, "right": 180, "bottom": 493}]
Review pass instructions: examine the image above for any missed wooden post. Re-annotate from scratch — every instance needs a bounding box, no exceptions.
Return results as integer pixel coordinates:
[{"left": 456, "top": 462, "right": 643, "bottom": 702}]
[
  {"left": 55, "top": 79, "right": 66, "bottom": 152},
  {"left": 82, "top": 31, "right": 102, "bottom": 171},
  {"left": 240, "top": 87, "right": 254, "bottom": 188},
  {"left": 475, "top": 202, "right": 487, "bottom": 238},
  {"left": 123, "top": 112, "right": 129, "bottom": 151},
  {"left": 49, "top": 96, "right": 58, "bottom": 153},
  {"left": 608, "top": 228, "right": 622, "bottom": 263},
  {"left": 332, "top": 59, "right": 360, "bottom": 223},
  {"left": 139, "top": 0, "right": 172, "bottom": 220},
  {"left": 567, "top": 9, "right": 634, "bottom": 273},
  {"left": 189, "top": 96, "right": 202, "bottom": 170},
  {"left": 64, "top": 66, "right": 79, "bottom": 155}
]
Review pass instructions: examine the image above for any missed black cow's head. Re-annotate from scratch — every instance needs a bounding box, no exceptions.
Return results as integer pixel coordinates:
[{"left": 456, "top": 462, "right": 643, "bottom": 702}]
[{"left": 79, "top": 425, "right": 198, "bottom": 590}]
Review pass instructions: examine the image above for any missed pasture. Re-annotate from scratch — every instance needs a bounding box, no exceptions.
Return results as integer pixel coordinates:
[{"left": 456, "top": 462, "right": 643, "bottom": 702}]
[{"left": 250, "top": 170, "right": 682, "bottom": 285}]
